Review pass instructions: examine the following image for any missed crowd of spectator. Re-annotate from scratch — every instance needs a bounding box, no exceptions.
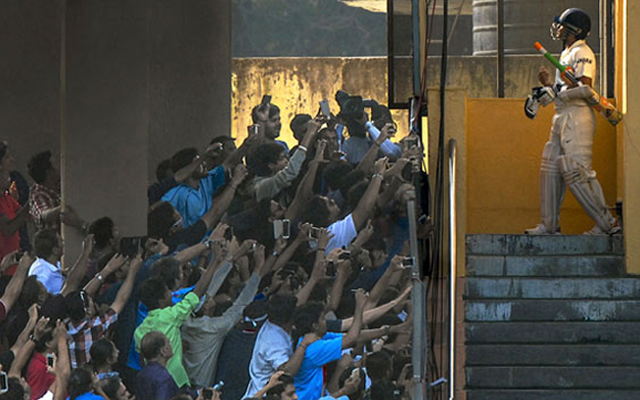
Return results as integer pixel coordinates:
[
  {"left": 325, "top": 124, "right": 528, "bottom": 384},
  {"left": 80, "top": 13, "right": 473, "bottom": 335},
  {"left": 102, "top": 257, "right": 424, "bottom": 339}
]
[{"left": 0, "top": 95, "right": 427, "bottom": 400}]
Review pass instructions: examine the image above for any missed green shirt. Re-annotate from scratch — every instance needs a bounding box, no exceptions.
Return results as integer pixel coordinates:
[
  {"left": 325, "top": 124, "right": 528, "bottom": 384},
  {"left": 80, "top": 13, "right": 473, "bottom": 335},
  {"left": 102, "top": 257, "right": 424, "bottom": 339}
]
[{"left": 134, "top": 291, "right": 200, "bottom": 388}]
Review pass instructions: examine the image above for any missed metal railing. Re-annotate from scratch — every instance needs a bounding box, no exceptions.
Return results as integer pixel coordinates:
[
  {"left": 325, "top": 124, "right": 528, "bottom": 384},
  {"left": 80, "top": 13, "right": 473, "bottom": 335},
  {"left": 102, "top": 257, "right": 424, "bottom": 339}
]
[{"left": 447, "top": 138, "right": 457, "bottom": 400}]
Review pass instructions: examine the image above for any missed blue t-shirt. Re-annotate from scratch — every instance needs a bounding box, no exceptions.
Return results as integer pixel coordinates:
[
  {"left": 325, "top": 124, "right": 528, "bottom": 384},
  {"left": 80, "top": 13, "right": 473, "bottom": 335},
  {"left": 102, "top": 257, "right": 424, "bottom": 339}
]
[
  {"left": 294, "top": 332, "right": 343, "bottom": 400},
  {"left": 161, "top": 165, "right": 227, "bottom": 228}
]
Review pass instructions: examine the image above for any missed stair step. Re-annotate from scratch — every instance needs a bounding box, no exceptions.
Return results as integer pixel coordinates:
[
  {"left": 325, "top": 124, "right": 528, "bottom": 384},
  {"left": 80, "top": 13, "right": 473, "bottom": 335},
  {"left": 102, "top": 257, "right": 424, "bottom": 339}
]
[
  {"left": 467, "top": 390, "right": 640, "bottom": 400},
  {"left": 465, "top": 300, "right": 640, "bottom": 322},
  {"left": 466, "top": 366, "right": 640, "bottom": 389},
  {"left": 465, "top": 277, "right": 640, "bottom": 299},
  {"left": 467, "top": 255, "right": 625, "bottom": 277},
  {"left": 466, "top": 322, "right": 640, "bottom": 344},
  {"left": 466, "top": 234, "right": 624, "bottom": 256},
  {"left": 466, "top": 344, "right": 640, "bottom": 366}
]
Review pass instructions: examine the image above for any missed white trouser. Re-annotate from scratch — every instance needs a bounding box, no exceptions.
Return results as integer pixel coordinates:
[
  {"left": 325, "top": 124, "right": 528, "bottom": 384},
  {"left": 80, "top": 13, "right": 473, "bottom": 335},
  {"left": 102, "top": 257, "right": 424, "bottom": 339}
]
[{"left": 538, "top": 104, "right": 614, "bottom": 232}]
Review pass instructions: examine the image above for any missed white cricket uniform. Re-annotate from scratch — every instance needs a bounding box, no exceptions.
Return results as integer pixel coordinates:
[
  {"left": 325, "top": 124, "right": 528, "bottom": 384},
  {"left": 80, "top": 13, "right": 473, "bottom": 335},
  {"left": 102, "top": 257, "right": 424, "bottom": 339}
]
[
  {"left": 551, "top": 39, "right": 596, "bottom": 175},
  {"left": 530, "top": 39, "right": 616, "bottom": 234}
]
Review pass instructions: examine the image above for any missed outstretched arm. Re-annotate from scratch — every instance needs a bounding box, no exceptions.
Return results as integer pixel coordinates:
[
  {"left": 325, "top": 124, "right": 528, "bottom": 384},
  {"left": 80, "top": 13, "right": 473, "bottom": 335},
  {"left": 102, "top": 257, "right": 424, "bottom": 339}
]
[
  {"left": 351, "top": 158, "right": 386, "bottom": 231},
  {"left": 110, "top": 256, "right": 144, "bottom": 314},
  {"left": 60, "top": 234, "right": 94, "bottom": 296},
  {"left": 0, "top": 253, "right": 33, "bottom": 313}
]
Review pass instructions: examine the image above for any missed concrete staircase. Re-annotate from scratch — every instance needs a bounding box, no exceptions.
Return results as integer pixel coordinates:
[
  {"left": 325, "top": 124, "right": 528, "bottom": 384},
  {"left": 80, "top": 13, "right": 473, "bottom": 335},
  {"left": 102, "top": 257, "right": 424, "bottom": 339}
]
[{"left": 464, "top": 234, "right": 640, "bottom": 400}]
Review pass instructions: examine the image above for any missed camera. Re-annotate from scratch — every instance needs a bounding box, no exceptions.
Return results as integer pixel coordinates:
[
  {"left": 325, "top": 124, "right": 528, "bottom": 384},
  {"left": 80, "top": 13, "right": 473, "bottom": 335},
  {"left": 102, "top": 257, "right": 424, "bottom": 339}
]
[
  {"left": 308, "top": 226, "right": 321, "bottom": 240},
  {"left": 335, "top": 90, "right": 378, "bottom": 120},
  {"left": 402, "top": 256, "right": 415, "bottom": 268},
  {"left": 47, "top": 354, "right": 55, "bottom": 368},
  {"left": 326, "top": 260, "right": 336, "bottom": 278}
]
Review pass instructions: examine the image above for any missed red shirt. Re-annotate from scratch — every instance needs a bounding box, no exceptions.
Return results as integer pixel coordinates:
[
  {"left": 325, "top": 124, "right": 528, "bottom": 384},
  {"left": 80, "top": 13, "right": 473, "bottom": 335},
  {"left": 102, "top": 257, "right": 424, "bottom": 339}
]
[
  {"left": 0, "top": 193, "right": 20, "bottom": 261},
  {"left": 26, "top": 352, "right": 55, "bottom": 400}
]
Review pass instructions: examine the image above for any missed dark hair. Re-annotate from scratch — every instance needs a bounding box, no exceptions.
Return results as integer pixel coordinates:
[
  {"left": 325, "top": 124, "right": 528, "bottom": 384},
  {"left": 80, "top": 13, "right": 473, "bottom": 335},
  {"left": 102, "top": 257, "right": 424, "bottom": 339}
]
[
  {"left": 27, "top": 151, "right": 53, "bottom": 184},
  {"left": 17, "top": 276, "right": 45, "bottom": 308},
  {"left": 99, "top": 376, "right": 122, "bottom": 400},
  {"left": 138, "top": 278, "right": 168, "bottom": 311},
  {"left": 148, "top": 202, "right": 176, "bottom": 241},
  {"left": 266, "top": 373, "right": 294, "bottom": 397},
  {"left": 308, "top": 282, "right": 329, "bottom": 304},
  {"left": 0, "top": 141, "right": 8, "bottom": 163},
  {"left": 346, "top": 180, "right": 369, "bottom": 213},
  {"left": 292, "top": 301, "right": 324, "bottom": 344},
  {"left": 370, "top": 380, "right": 396, "bottom": 400},
  {"left": 90, "top": 338, "right": 117, "bottom": 369},
  {"left": 267, "top": 294, "right": 297, "bottom": 327},
  {"left": 366, "top": 351, "right": 393, "bottom": 381},
  {"left": 65, "top": 291, "right": 88, "bottom": 322},
  {"left": 170, "top": 148, "right": 198, "bottom": 173},
  {"left": 89, "top": 217, "right": 115, "bottom": 249},
  {"left": 68, "top": 367, "right": 94, "bottom": 400},
  {"left": 251, "top": 103, "right": 280, "bottom": 124},
  {"left": 324, "top": 160, "right": 354, "bottom": 192},
  {"left": 290, "top": 114, "right": 312, "bottom": 141},
  {"left": 156, "top": 159, "right": 172, "bottom": 182},
  {"left": 210, "top": 135, "right": 235, "bottom": 145},
  {"left": 34, "top": 228, "right": 59, "bottom": 259},
  {"left": 371, "top": 104, "right": 393, "bottom": 130},
  {"left": 247, "top": 142, "right": 286, "bottom": 177},
  {"left": 149, "top": 257, "right": 182, "bottom": 291},
  {"left": 0, "top": 377, "right": 25, "bottom": 400},
  {"left": 141, "top": 331, "right": 167, "bottom": 360},
  {"left": 303, "top": 196, "right": 332, "bottom": 228}
]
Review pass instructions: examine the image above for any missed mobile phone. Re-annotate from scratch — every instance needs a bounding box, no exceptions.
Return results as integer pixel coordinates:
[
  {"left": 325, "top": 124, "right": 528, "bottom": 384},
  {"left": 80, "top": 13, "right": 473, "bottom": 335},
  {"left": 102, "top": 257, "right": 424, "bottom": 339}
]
[
  {"left": 261, "top": 95, "right": 272, "bottom": 106},
  {"left": 338, "top": 251, "right": 351, "bottom": 261},
  {"left": 46, "top": 354, "right": 55, "bottom": 368},
  {"left": 224, "top": 226, "right": 234, "bottom": 241},
  {"left": 248, "top": 124, "right": 260, "bottom": 136},
  {"left": 203, "top": 388, "right": 214, "bottom": 400},
  {"left": 120, "top": 236, "right": 144, "bottom": 258},
  {"left": 402, "top": 256, "right": 415, "bottom": 268},
  {"left": 282, "top": 219, "right": 290, "bottom": 240},
  {"left": 213, "top": 381, "right": 225, "bottom": 391},
  {"left": 0, "top": 372, "right": 8, "bottom": 394},
  {"left": 320, "top": 99, "right": 331, "bottom": 117},
  {"left": 326, "top": 261, "right": 336, "bottom": 277},
  {"left": 309, "top": 227, "right": 321, "bottom": 240},
  {"left": 80, "top": 291, "right": 91, "bottom": 309}
]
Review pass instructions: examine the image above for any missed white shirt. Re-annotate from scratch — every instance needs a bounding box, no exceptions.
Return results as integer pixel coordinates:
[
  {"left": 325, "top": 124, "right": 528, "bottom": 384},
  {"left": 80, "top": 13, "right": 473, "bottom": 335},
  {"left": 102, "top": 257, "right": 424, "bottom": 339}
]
[
  {"left": 326, "top": 213, "right": 358, "bottom": 254},
  {"left": 243, "top": 320, "right": 293, "bottom": 399},
  {"left": 555, "top": 39, "right": 596, "bottom": 89},
  {"left": 28, "top": 258, "right": 64, "bottom": 295}
]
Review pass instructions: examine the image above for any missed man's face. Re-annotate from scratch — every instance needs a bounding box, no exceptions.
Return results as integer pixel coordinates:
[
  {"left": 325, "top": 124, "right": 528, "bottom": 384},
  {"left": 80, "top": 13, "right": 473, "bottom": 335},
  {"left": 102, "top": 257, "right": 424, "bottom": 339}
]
[
  {"left": 265, "top": 112, "right": 282, "bottom": 139},
  {"left": 281, "top": 384, "right": 298, "bottom": 400},
  {"left": 269, "top": 151, "right": 289, "bottom": 174},
  {"left": 47, "top": 157, "right": 61, "bottom": 188},
  {"left": 53, "top": 234, "right": 64, "bottom": 260},
  {"left": 323, "top": 197, "right": 341, "bottom": 223},
  {"left": 315, "top": 312, "right": 327, "bottom": 337},
  {"left": 319, "top": 130, "right": 339, "bottom": 157}
]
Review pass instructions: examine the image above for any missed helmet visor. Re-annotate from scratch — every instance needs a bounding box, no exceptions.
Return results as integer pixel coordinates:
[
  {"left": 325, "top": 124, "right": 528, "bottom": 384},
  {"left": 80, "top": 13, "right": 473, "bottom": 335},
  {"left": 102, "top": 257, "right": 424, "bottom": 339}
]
[{"left": 550, "top": 20, "right": 564, "bottom": 41}]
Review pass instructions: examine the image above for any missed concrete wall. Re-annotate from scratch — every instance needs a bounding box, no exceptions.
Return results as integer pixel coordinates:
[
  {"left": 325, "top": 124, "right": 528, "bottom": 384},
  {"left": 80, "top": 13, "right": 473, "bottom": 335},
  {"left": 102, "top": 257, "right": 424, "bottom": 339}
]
[{"left": 621, "top": 0, "right": 640, "bottom": 274}]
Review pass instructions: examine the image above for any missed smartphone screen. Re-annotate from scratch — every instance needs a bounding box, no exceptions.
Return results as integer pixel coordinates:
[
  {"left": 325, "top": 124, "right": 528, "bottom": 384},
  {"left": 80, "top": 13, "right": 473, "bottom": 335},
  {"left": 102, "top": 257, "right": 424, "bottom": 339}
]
[
  {"left": 282, "top": 219, "right": 290, "bottom": 239},
  {"left": 320, "top": 99, "right": 331, "bottom": 117},
  {"left": 273, "top": 220, "right": 283, "bottom": 239},
  {"left": 47, "top": 354, "right": 55, "bottom": 368},
  {"left": 203, "top": 388, "right": 213, "bottom": 400},
  {"left": 0, "top": 372, "right": 8, "bottom": 393}
]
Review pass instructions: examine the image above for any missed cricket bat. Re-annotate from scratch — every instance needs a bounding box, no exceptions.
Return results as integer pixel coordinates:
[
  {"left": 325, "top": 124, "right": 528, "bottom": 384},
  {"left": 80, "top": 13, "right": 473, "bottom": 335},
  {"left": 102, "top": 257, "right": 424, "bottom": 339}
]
[{"left": 534, "top": 41, "right": 623, "bottom": 126}]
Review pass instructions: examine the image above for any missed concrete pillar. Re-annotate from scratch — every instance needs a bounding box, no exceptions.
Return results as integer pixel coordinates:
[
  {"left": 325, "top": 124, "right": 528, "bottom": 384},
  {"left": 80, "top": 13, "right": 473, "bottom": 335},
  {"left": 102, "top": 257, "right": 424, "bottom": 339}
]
[
  {"left": 0, "top": 0, "right": 61, "bottom": 182},
  {"left": 148, "top": 0, "right": 232, "bottom": 181},
  {"left": 62, "top": 0, "right": 150, "bottom": 257},
  {"left": 62, "top": 0, "right": 232, "bottom": 259},
  {"left": 623, "top": 1, "right": 640, "bottom": 273}
]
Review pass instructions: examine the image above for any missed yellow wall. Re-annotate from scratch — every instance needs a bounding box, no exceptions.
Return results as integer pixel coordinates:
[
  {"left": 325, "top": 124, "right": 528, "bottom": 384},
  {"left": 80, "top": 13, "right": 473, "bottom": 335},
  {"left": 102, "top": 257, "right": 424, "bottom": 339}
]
[
  {"left": 231, "top": 58, "right": 409, "bottom": 149},
  {"left": 466, "top": 98, "right": 618, "bottom": 235}
]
